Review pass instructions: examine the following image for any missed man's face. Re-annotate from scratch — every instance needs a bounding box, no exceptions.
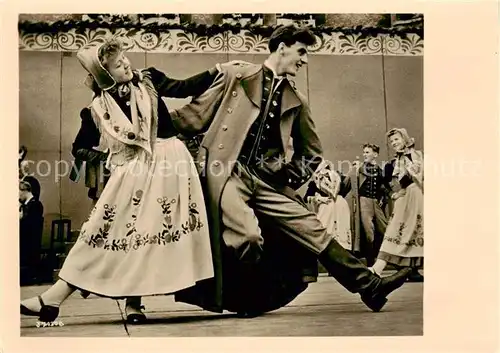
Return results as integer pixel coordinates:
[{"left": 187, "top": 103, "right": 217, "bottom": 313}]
[
  {"left": 106, "top": 51, "right": 133, "bottom": 84},
  {"left": 276, "top": 42, "right": 309, "bottom": 76},
  {"left": 19, "top": 187, "right": 28, "bottom": 203},
  {"left": 363, "top": 147, "right": 378, "bottom": 163}
]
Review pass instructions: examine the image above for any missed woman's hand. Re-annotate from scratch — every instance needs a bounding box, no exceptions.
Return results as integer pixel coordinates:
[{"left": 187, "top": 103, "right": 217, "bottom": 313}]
[
  {"left": 391, "top": 190, "right": 406, "bottom": 200},
  {"left": 314, "top": 194, "right": 331, "bottom": 204}
]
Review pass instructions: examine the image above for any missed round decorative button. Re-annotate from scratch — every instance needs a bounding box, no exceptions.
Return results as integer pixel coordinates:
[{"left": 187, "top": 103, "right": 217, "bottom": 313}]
[
  {"left": 127, "top": 132, "right": 136, "bottom": 140},
  {"left": 222, "top": 125, "right": 228, "bottom": 131},
  {"left": 103, "top": 112, "right": 110, "bottom": 120},
  {"left": 232, "top": 91, "right": 237, "bottom": 97},
  {"left": 236, "top": 73, "right": 242, "bottom": 79},
  {"left": 199, "top": 161, "right": 205, "bottom": 168},
  {"left": 218, "top": 144, "right": 224, "bottom": 149},
  {"left": 227, "top": 108, "right": 233, "bottom": 113}
]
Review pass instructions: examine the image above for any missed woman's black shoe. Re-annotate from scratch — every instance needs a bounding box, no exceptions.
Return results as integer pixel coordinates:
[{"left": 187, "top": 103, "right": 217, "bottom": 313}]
[
  {"left": 20, "top": 295, "right": 59, "bottom": 323},
  {"left": 125, "top": 304, "right": 147, "bottom": 324}
]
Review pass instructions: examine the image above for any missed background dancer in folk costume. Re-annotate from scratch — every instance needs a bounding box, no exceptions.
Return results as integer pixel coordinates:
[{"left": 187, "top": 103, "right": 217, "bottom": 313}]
[
  {"left": 20, "top": 38, "right": 221, "bottom": 324},
  {"left": 19, "top": 146, "right": 43, "bottom": 285},
  {"left": 171, "top": 25, "right": 412, "bottom": 314},
  {"left": 19, "top": 180, "right": 44, "bottom": 285},
  {"left": 345, "top": 144, "right": 390, "bottom": 267},
  {"left": 369, "top": 128, "right": 424, "bottom": 282},
  {"left": 19, "top": 146, "right": 41, "bottom": 202},
  {"left": 70, "top": 107, "right": 111, "bottom": 207},
  {"left": 304, "top": 160, "right": 352, "bottom": 251}
]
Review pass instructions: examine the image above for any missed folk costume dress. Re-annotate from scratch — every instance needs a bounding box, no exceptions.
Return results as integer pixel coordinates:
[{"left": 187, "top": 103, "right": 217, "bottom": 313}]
[
  {"left": 305, "top": 161, "right": 352, "bottom": 250},
  {"left": 378, "top": 133, "right": 424, "bottom": 268},
  {"left": 58, "top": 45, "right": 218, "bottom": 298}
]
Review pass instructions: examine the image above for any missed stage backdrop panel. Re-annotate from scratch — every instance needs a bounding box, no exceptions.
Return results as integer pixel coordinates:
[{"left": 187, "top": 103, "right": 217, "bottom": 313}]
[
  {"left": 19, "top": 51, "right": 62, "bottom": 153},
  {"left": 307, "top": 55, "right": 388, "bottom": 173},
  {"left": 383, "top": 56, "right": 424, "bottom": 151}
]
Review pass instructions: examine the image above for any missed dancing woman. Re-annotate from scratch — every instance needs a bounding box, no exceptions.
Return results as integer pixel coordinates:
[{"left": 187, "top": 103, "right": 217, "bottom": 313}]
[
  {"left": 369, "top": 128, "right": 424, "bottom": 278},
  {"left": 304, "top": 160, "right": 352, "bottom": 251},
  {"left": 21, "top": 39, "right": 221, "bottom": 323}
]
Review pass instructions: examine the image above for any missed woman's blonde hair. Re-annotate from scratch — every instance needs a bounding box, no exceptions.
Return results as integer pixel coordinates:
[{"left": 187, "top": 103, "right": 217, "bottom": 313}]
[
  {"left": 98, "top": 38, "right": 124, "bottom": 69},
  {"left": 387, "top": 127, "right": 415, "bottom": 149}
]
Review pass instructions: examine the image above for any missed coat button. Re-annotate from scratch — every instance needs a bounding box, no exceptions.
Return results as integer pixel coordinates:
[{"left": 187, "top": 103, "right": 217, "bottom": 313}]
[
  {"left": 103, "top": 112, "right": 110, "bottom": 120},
  {"left": 236, "top": 73, "right": 242, "bottom": 79},
  {"left": 232, "top": 91, "right": 237, "bottom": 97},
  {"left": 199, "top": 161, "right": 205, "bottom": 168},
  {"left": 269, "top": 112, "right": 274, "bottom": 118},
  {"left": 222, "top": 125, "right": 228, "bottom": 131},
  {"left": 127, "top": 132, "right": 136, "bottom": 140},
  {"left": 227, "top": 108, "right": 233, "bottom": 113},
  {"left": 218, "top": 144, "right": 224, "bottom": 149}
]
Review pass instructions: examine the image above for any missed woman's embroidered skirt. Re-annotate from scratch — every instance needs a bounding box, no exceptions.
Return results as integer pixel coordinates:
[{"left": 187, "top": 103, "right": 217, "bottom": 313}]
[
  {"left": 59, "top": 137, "right": 214, "bottom": 297},
  {"left": 378, "top": 183, "right": 423, "bottom": 267}
]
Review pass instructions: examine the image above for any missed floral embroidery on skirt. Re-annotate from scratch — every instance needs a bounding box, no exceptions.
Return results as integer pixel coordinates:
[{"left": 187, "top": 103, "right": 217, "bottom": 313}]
[
  {"left": 59, "top": 137, "right": 214, "bottom": 298},
  {"left": 378, "top": 183, "right": 423, "bottom": 265}
]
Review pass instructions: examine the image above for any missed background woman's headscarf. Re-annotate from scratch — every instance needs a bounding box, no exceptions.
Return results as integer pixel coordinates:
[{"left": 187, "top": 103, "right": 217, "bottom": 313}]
[
  {"left": 312, "top": 159, "right": 341, "bottom": 199},
  {"left": 387, "top": 127, "right": 415, "bottom": 154}
]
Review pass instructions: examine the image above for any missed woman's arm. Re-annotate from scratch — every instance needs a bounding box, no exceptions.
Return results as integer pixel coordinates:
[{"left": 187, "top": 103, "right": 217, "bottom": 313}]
[{"left": 147, "top": 66, "right": 219, "bottom": 99}]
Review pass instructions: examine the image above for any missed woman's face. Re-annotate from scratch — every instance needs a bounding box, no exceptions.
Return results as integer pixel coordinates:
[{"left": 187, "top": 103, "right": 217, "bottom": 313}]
[
  {"left": 105, "top": 51, "right": 133, "bottom": 83},
  {"left": 389, "top": 132, "right": 405, "bottom": 152}
]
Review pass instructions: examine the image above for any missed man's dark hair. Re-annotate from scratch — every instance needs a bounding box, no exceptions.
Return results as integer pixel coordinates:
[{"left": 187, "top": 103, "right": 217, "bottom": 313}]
[
  {"left": 268, "top": 25, "right": 316, "bottom": 53},
  {"left": 363, "top": 143, "right": 380, "bottom": 154}
]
